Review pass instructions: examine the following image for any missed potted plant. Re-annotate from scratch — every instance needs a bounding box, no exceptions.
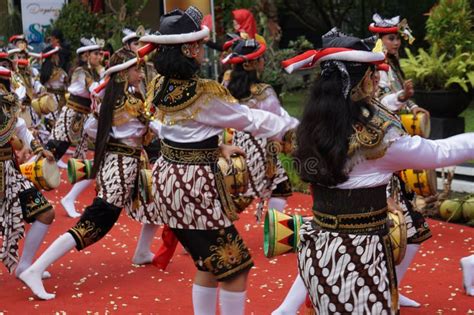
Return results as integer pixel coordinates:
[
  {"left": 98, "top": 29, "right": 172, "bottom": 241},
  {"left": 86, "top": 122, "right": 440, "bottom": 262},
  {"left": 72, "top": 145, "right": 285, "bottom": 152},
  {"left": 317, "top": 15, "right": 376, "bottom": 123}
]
[
  {"left": 400, "top": 0, "right": 474, "bottom": 118},
  {"left": 401, "top": 45, "right": 474, "bottom": 117}
]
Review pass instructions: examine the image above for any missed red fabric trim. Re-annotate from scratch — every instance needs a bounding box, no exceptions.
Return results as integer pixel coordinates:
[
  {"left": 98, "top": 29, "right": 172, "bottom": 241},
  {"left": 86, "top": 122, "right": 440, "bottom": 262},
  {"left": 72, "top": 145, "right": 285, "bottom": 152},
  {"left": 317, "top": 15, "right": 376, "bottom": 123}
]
[
  {"left": 16, "top": 59, "right": 29, "bottom": 66},
  {"left": 137, "top": 43, "right": 158, "bottom": 58},
  {"left": 152, "top": 225, "right": 179, "bottom": 270},
  {"left": 222, "top": 38, "right": 239, "bottom": 51},
  {"left": 226, "top": 42, "right": 267, "bottom": 64},
  {"left": 377, "top": 63, "right": 390, "bottom": 72},
  {"left": 281, "top": 50, "right": 318, "bottom": 69},
  {"left": 0, "top": 69, "right": 11, "bottom": 78},
  {"left": 368, "top": 25, "right": 399, "bottom": 34}
]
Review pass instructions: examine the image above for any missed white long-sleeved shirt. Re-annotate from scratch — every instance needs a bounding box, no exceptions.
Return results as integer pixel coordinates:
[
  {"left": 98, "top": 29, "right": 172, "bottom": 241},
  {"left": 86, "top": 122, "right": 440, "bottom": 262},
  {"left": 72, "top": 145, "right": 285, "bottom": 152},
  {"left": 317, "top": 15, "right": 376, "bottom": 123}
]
[
  {"left": 159, "top": 93, "right": 299, "bottom": 143},
  {"left": 338, "top": 132, "right": 474, "bottom": 189}
]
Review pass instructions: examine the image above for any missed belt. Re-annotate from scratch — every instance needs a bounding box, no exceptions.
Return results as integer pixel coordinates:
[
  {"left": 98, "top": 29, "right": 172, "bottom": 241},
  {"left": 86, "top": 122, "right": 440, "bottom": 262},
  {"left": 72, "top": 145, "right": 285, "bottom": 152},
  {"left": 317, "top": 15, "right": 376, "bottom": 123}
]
[
  {"left": 313, "top": 207, "right": 388, "bottom": 234},
  {"left": 47, "top": 87, "right": 66, "bottom": 95},
  {"left": 161, "top": 138, "right": 220, "bottom": 165},
  {"left": 107, "top": 141, "right": 141, "bottom": 158},
  {"left": 0, "top": 146, "right": 13, "bottom": 161},
  {"left": 66, "top": 94, "right": 91, "bottom": 114}
]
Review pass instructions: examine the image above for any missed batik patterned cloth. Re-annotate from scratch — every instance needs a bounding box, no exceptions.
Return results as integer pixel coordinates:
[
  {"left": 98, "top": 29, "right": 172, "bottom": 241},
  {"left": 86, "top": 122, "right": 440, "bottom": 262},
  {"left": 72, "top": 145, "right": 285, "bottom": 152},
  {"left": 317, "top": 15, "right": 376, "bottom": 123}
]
[
  {"left": 298, "top": 220, "right": 398, "bottom": 315},
  {"left": 0, "top": 160, "right": 51, "bottom": 272}
]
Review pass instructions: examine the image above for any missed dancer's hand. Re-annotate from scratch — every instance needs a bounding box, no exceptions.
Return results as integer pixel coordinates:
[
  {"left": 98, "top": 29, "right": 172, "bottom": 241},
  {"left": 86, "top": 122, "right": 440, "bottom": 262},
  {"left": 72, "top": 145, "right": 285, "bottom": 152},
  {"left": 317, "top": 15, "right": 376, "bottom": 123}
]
[
  {"left": 402, "top": 79, "right": 414, "bottom": 100},
  {"left": 220, "top": 144, "right": 246, "bottom": 161},
  {"left": 411, "top": 106, "right": 430, "bottom": 118},
  {"left": 41, "top": 149, "right": 55, "bottom": 161}
]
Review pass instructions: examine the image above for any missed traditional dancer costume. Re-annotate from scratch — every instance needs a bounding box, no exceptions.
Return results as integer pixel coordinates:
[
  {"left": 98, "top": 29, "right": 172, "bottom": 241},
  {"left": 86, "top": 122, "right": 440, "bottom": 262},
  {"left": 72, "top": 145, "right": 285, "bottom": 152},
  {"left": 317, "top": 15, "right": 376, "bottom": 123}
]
[
  {"left": 39, "top": 46, "right": 68, "bottom": 117},
  {"left": 141, "top": 6, "right": 298, "bottom": 315},
  {"left": 9, "top": 48, "right": 45, "bottom": 133},
  {"left": 284, "top": 28, "right": 474, "bottom": 314},
  {"left": 46, "top": 37, "right": 102, "bottom": 161},
  {"left": 370, "top": 14, "right": 431, "bottom": 307},
  {"left": 19, "top": 49, "right": 155, "bottom": 300},
  {"left": 0, "top": 64, "right": 55, "bottom": 278},
  {"left": 223, "top": 38, "right": 294, "bottom": 216}
]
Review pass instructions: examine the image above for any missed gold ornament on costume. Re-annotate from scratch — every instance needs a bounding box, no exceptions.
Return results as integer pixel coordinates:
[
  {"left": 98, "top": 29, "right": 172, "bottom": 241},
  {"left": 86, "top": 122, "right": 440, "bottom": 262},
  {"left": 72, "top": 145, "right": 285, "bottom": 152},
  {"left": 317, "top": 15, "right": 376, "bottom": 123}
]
[{"left": 350, "top": 68, "right": 374, "bottom": 102}]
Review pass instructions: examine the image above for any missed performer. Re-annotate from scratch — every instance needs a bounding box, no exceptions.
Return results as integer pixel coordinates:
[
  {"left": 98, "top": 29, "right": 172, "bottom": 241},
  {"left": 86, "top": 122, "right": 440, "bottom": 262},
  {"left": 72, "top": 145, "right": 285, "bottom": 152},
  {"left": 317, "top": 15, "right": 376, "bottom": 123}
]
[
  {"left": 8, "top": 46, "right": 45, "bottom": 133},
  {"left": 223, "top": 38, "right": 294, "bottom": 216},
  {"left": 140, "top": 7, "right": 298, "bottom": 315},
  {"left": 49, "top": 37, "right": 102, "bottom": 218},
  {"left": 369, "top": 14, "right": 431, "bottom": 307},
  {"left": 0, "top": 61, "right": 56, "bottom": 279},
  {"left": 39, "top": 45, "right": 69, "bottom": 128},
  {"left": 19, "top": 49, "right": 157, "bottom": 300},
  {"left": 284, "top": 28, "right": 474, "bottom": 314}
]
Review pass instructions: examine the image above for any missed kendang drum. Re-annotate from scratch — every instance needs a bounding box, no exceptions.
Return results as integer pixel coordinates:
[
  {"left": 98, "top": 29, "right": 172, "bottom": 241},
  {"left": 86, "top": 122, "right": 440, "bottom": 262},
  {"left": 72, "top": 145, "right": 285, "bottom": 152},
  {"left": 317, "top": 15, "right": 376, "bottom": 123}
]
[
  {"left": 400, "top": 169, "right": 437, "bottom": 197},
  {"left": 20, "top": 157, "right": 60, "bottom": 191},
  {"left": 218, "top": 154, "right": 250, "bottom": 212},
  {"left": 263, "top": 208, "right": 306, "bottom": 258},
  {"left": 400, "top": 112, "right": 431, "bottom": 138},
  {"left": 31, "top": 93, "right": 57, "bottom": 115},
  {"left": 68, "top": 158, "right": 93, "bottom": 184},
  {"left": 387, "top": 207, "right": 407, "bottom": 265},
  {"left": 139, "top": 169, "right": 153, "bottom": 204}
]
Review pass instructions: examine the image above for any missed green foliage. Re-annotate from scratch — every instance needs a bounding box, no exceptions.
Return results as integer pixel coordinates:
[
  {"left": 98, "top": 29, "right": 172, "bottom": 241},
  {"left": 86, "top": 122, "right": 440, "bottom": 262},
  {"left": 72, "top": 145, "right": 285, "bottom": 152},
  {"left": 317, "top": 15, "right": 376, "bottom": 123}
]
[
  {"left": 50, "top": 0, "right": 148, "bottom": 53},
  {"left": 401, "top": 46, "right": 474, "bottom": 92},
  {"left": 0, "top": 8, "right": 22, "bottom": 38},
  {"left": 401, "top": 0, "right": 474, "bottom": 92},
  {"left": 425, "top": 0, "right": 474, "bottom": 55}
]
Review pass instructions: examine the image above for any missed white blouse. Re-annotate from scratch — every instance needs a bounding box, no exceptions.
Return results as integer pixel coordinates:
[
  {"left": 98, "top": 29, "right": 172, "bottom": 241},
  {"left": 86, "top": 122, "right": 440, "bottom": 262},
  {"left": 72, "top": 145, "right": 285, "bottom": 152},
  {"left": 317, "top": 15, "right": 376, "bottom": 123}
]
[
  {"left": 243, "top": 87, "right": 291, "bottom": 118},
  {"left": 15, "top": 117, "right": 35, "bottom": 149},
  {"left": 159, "top": 94, "right": 299, "bottom": 143},
  {"left": 338, "top": 132, "right": 474, "bottom": 189}
]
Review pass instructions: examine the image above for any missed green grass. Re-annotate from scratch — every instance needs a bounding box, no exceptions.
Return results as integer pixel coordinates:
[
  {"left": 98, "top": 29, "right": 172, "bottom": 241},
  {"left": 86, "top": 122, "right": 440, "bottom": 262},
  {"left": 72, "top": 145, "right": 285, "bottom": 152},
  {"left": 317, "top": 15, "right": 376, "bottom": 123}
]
[
  {"left": 460, "top": 102, "right": 474, "bottom": 132},
  {"left": 281, "top": 91, "right": 306, "bottom": 119}
]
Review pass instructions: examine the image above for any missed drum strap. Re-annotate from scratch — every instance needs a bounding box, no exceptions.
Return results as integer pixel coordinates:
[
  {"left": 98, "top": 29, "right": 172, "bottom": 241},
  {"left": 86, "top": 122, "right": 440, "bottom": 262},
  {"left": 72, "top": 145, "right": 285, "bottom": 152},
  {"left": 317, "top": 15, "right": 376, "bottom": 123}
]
[{"left": 313, "top": 207, "right": 389, "bottom": 234}]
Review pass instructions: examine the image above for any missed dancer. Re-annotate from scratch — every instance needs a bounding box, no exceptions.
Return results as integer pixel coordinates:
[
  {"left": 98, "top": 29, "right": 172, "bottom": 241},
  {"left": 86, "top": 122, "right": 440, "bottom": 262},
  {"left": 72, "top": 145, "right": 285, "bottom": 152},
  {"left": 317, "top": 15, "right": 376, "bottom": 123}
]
[
  {"left": 370, "top": 14, "right": 431, "bottom": 307},
  {"left": 0, "top": 61, "right": 55, "bottom": 279},
  {"left": 284, "top": 28, "right": 474, "bottom": 314},
  {"left": 223, "top": 38, "right": 294, "bottom": 216},
  {"left": 19, "top": 49, "right": 155, "bottom": 300},
  {"left": 49, "top": 37, "right": 102, "bottom": 218},
  {"left": 141, "top": 6, "right": 298, "bottom": 315}
]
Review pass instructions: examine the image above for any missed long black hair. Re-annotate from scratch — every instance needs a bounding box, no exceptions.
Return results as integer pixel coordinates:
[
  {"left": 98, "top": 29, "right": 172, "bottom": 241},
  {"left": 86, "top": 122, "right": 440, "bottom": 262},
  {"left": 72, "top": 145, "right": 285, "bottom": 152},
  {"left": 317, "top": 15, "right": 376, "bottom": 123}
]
[
  {"left": 227, "top": 64, "right": 260, "bottom": 100},
  {"left": 294, "top": 64, "right": 373, "bottom": 186},
  {"left": 90, "top": 75, "right": 125, "bottom": 177},
  {"left": 153, "top": 44, "right": 200, "bottom": 79},
  {"left": 40, "top": 46, "right": 57, "bottom": 84}
]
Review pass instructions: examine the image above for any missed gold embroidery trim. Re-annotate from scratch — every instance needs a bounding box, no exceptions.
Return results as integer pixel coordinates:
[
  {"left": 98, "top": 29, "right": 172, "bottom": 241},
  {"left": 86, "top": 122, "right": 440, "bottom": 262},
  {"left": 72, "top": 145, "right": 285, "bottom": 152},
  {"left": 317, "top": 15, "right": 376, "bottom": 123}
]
[{"left": 160, "top": 141, "right": 220, "bottom": 164}]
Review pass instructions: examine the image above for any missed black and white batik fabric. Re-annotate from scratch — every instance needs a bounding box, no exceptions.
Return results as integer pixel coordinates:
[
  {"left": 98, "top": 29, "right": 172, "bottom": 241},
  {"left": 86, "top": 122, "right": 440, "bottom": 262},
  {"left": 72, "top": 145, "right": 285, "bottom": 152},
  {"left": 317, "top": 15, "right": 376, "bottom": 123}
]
[
  {"left": 50, "top": 107, "right": 86, "bottom": 144},
  {"left": 0, "top": 161, "right": 51, "bottom": 272},
  {"left": 298, "top": 221, "right": 397, "bottom": 315},
  {"left": 96, "top": 153, "right": 139, "bottom": 209},
  {"left": 232, "top": 131, "right": 288, "bottom": 199}
]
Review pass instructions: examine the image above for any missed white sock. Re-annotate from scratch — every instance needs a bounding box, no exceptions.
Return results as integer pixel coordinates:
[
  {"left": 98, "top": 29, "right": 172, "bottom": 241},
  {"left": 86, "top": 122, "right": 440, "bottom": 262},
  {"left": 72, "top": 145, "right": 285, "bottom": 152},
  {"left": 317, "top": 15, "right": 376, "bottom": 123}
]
[
  {"left": 396, "top": 244, "right": 420, "bottom": 307},
  {"left": 461, "top": 255, "right": 474, "bottom": 296},
  {"left": 192, "top": 284, "right": 218, "bottom": 315},
  {"left": 57, "top": 159, "right": 67, "bottom": 169},
  {"left": 268, "top": 197, "right": 287, "bottom": 212},
  {"left": 132, "top": 223, "right": 158, "bottom": 265},
  {"left": 272, "top": 274, "right": 307, "bottom": 314},
  {"left": 61, "top": 179, "right": 93, "bottom": 218},
  {"left": 15, "top": 221, "right": 49, "bottom": 277},
  {"left": 19, "top": 233, "right": 76, "bottom": 300},
  {"left": 219, "top": 289, "right": 246, "bottom": 315}
]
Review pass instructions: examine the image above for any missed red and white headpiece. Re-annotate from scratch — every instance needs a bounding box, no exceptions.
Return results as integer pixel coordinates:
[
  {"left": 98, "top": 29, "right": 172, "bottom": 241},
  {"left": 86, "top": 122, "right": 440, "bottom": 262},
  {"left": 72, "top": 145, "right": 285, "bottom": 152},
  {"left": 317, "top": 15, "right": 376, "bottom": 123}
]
[
  {"left": 221, "top": 38, "right": 266, "bottom": 65},
  {"left": 0, "top": 66, "right": 12, "bottom": 79},
  {"left": 76, "top": 37, "right": 103, "bottom": 54}
]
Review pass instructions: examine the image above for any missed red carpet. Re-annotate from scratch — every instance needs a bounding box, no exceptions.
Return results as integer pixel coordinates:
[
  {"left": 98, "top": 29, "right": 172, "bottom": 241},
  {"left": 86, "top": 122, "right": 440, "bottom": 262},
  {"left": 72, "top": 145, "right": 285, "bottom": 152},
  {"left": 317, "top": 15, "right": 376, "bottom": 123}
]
[{"left": 1, "top": 168, "right": 473, "bottom": 314}]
